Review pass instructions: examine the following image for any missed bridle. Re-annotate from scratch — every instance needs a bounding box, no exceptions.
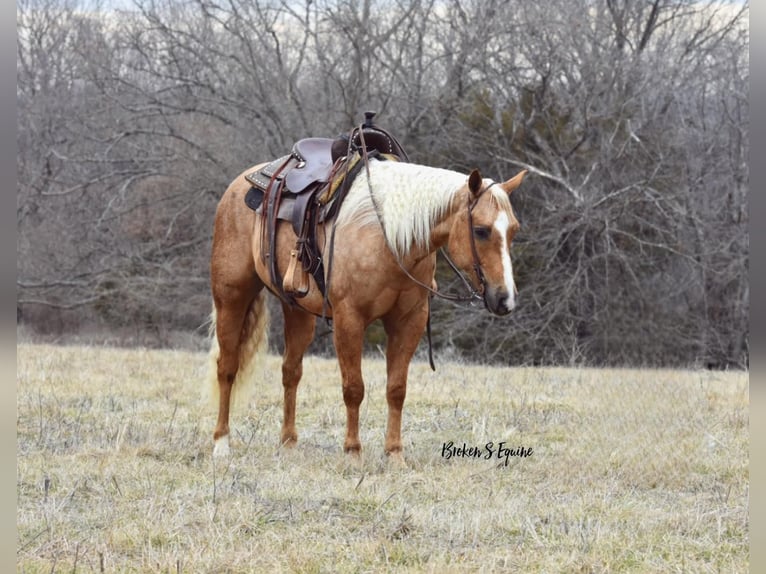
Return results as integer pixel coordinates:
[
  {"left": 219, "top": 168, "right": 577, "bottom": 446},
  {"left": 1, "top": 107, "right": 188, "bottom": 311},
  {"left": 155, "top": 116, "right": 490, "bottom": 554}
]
[{"left": 463, "top": 184, "right": 493, "bottom": 307}]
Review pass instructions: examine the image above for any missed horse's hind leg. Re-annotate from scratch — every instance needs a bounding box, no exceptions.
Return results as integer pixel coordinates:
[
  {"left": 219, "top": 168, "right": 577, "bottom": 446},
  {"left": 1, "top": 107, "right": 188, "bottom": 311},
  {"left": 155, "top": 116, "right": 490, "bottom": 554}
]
[
  {"left": 211, "top": 286, "right": 266, "bottom": 456},
  {"left": 208, "top": 174, "right": 269, "bottom": 456},
  {"left": 280, "top": 303, "right": 316, "bottom": 446}
]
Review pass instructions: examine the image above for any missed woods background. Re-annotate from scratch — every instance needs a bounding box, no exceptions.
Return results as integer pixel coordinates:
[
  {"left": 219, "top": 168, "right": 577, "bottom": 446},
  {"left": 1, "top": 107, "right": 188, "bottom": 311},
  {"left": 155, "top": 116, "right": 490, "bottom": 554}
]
[{"left": 17, "top": 0, "right": 749, "bottom": 368}]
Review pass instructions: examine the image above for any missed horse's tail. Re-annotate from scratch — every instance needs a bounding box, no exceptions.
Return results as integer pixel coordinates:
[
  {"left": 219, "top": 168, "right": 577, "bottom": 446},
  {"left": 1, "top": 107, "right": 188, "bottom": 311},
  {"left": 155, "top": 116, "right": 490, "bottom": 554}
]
[{"left": 205, "top": 292, "right": 269, "bottom": 409}]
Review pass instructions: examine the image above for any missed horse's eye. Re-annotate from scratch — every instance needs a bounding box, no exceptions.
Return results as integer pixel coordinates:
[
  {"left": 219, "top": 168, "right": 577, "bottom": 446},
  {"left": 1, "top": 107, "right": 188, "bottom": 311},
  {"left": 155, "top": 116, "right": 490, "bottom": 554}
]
[{"left": 473, "top": 226, "right": 491, "bottom": 241}]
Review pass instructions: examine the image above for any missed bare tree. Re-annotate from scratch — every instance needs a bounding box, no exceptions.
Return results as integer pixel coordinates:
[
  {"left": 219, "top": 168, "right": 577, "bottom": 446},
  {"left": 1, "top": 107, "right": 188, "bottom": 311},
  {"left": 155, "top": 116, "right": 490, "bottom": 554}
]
[{"left": 17, "top": 0, "right": 748, "bottom": 366}]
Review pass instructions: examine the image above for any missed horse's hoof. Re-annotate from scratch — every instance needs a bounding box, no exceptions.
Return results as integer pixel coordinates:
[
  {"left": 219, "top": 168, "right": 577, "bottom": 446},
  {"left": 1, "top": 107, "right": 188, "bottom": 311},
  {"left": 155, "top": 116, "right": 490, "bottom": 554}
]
[
  {"left": 343, "top": 447, "right": 363, "bottom": 468},
  {"left": 387, "top": 451, "right": 407, "bottom": 468},
  {"left": 213, "top": 435, "right": 231, "bottom": 458},
  {"left": 280, "top": 434, "right": 298, "bottom": 448}
]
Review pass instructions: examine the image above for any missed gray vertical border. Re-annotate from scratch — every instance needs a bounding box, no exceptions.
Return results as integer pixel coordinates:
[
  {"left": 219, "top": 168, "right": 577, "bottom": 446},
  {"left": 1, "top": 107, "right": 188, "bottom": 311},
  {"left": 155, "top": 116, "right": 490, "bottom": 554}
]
[
  {"left": 5, "top": 0, "right": 19, "bottom": 570},
  {"left": 749, "top": 1, "right": 761, "bottom": 572}
]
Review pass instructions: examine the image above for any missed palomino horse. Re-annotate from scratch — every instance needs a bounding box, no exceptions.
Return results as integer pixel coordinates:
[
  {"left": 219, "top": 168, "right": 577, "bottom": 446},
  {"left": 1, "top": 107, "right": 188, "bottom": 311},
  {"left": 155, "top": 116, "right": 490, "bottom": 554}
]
[{"left": 208, "top": 157, "right": 527, "bottom": 464}]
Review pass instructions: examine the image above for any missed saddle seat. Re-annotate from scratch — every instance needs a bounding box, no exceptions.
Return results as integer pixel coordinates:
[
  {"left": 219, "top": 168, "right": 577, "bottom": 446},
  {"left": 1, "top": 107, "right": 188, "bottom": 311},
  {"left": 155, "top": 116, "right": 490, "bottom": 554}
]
[
  {"left": 243, "top": 140, "right": 356, "bottom": 235},
  {"left": 284, "top": 138, "right": 335, "bottom": 194}
]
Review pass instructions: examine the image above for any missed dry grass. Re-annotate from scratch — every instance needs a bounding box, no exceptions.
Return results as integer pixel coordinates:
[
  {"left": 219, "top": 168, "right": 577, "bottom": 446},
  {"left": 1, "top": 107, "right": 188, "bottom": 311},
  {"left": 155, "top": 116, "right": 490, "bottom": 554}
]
[{"left": 17, "top": 343, "right": 748, "bottom": 573}]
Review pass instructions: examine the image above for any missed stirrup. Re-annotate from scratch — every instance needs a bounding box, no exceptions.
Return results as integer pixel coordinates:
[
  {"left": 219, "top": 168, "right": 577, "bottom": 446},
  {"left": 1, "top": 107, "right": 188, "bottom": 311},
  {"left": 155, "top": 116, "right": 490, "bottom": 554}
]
[{"left": 283, "top": 249, "right": 310, "bottom": 297}]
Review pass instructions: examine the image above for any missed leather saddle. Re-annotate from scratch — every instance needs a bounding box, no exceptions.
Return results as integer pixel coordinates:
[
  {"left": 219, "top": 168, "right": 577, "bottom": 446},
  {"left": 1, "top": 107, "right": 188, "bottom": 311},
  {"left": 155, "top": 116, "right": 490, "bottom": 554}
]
[
  {"left": 243, "top": 137, "right": 349, "bottom": 236},
  {"left": 242, "top": 113, "right": 408, "bottom": 305}
]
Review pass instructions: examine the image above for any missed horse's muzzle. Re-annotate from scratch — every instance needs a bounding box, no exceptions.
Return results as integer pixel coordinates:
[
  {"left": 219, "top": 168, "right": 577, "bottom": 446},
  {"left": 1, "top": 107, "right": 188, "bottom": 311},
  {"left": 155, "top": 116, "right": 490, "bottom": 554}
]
[{"left": 485, "top": 287, "right": 514, "bottom": 316}]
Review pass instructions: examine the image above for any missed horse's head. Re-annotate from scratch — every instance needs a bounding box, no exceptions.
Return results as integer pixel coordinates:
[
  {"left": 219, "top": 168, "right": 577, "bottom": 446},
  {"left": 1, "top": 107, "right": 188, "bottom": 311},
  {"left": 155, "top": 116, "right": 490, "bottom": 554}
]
[{"left": 447, "top": 169, "right": 527, "bottom": 316}]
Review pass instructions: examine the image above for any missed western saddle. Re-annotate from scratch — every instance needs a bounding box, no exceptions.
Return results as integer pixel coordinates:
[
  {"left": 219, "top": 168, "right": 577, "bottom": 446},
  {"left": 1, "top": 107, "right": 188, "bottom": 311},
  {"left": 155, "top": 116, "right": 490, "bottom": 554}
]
[{"left": 243, "top": 112, "right": 408, "bottom": 307}]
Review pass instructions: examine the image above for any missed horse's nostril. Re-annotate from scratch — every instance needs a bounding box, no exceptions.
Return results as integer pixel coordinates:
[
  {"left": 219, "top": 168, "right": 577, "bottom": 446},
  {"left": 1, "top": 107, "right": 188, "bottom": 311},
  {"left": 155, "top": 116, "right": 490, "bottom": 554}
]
[
  {"left": 498, "top": 291, "right": 514, "bottom": 314},
  {"left": 489, "top": 290, "right": 513, "bottom": 315}
]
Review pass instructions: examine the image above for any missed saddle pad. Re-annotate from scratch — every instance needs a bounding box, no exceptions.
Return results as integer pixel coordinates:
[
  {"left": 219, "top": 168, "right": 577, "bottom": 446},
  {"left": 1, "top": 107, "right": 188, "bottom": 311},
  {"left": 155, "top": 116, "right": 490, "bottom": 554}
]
[{"left": 318, "top": 153, "right": 361, "bottom": 204}]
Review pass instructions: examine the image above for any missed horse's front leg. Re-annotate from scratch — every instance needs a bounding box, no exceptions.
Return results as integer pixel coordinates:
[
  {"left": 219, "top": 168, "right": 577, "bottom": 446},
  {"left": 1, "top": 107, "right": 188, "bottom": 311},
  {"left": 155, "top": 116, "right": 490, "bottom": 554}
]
[
  {"left": 333, "top": 309, "right": 366, "bottom": 456},
  {"left": 382, "top": 295, "right": 430, "bottom": 466},
  {"left": 280, "top": 303, "right": 316, "bottom": 447}
]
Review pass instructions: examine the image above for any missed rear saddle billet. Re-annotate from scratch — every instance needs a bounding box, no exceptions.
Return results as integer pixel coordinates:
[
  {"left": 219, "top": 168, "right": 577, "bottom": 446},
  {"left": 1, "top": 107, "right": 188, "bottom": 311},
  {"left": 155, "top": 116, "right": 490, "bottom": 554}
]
[{"left": 243, "top": 112, "right": 408, "bottom": 306}]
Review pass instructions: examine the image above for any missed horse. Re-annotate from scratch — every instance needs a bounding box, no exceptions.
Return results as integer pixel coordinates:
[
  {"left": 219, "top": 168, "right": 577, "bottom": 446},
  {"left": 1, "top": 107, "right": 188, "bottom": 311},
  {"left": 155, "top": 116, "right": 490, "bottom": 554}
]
[{"left": 207, "top": 156, "right": 527, "bottom": 465}]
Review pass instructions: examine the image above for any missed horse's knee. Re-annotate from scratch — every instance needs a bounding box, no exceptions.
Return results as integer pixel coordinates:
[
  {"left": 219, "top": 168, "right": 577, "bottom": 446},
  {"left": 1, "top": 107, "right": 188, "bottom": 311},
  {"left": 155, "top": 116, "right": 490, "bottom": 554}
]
[{"left": 342, "top": 380, "right": 364, "bottom": 407}]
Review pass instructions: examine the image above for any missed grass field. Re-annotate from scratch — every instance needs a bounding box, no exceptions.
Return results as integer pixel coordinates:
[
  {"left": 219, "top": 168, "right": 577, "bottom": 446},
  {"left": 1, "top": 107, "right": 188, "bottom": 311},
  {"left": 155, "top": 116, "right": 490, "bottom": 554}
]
[{"left": 17, "top": 343, "right": 748, "bottom": 573}]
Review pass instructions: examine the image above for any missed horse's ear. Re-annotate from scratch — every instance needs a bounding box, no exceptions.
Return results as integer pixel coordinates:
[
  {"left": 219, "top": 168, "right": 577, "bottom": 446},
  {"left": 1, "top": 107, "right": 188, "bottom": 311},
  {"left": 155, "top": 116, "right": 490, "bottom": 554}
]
[
  {"left": 500, "top": 169, "right": 528, "bottom": 195},
  {"left": 468, "top": 169, "right": 483, "bottom": 197}
]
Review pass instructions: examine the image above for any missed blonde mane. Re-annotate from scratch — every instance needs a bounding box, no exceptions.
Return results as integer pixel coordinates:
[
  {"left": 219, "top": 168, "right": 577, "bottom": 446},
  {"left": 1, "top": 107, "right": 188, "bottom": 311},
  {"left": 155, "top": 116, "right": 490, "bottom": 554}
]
[
  {"left": 335, "top": 159, "right": 510, "bottom": 257},
  {"left": 334, "top": 160, "right": 461, "bottom": 257}
]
